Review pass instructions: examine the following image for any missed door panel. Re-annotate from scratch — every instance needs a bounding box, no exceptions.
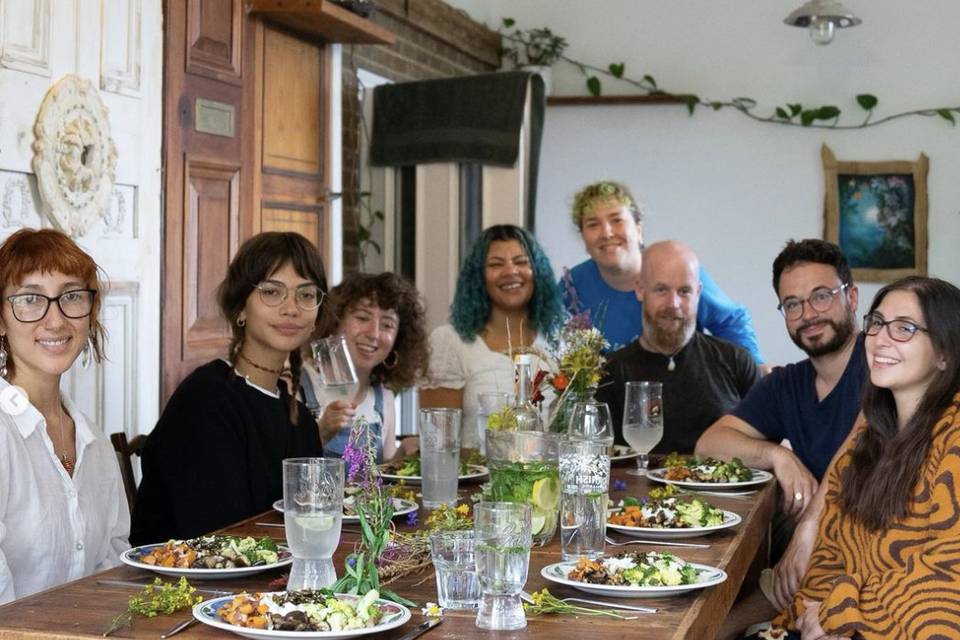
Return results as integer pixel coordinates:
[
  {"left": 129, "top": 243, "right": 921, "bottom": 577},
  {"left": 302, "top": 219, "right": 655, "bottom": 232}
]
[
  {"left": 186, "top": 0, "right": 242, "bottom": 83},
  {"left": 261, "top": 204, "right": 323, "bottom": 248}
]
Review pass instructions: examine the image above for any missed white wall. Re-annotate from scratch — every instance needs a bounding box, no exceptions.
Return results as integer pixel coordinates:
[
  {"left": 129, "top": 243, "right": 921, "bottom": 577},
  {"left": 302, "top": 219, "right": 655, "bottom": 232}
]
[{"left": 447, "top": 0, "right": 960, "bottom": 366}]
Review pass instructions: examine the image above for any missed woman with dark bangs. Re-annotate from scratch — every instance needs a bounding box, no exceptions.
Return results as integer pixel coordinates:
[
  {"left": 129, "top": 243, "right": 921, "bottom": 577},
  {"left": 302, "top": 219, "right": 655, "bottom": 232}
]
[
  {"left": 131, "top": 232, "right": 326, "bottom": 545},
  {"left": 762, "top": 276, "right": 960, "bottom": 640},
  {"left": 0, "top": 228, "right": 128, "bottom": 604},
  {"left": 421, "top": 225, "right": 565, "bottom": 449},
  {"left": 302, "top": 272, "right": 429, "bottom": 462}
]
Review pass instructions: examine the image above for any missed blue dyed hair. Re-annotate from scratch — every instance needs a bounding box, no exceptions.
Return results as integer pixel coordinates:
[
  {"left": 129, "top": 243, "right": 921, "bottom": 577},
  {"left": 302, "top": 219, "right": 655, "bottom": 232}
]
[{"left": 450, "top": 225, "right": 566, "bottom": 341}]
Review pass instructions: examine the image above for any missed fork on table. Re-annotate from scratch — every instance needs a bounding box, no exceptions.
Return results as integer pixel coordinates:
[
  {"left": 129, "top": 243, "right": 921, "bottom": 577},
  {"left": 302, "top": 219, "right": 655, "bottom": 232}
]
[{"left": 604, "top": 535, "right": 710, "bottom": 549}]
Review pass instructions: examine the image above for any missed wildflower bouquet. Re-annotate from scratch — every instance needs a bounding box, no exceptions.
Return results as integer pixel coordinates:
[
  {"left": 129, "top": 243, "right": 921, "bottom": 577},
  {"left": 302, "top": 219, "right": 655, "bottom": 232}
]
[
  {"left": 332, "top": 418, "right": 413, "bottom": 606},
  {"left": 534, "top": 320, "right": 609, "bottom": 433}
]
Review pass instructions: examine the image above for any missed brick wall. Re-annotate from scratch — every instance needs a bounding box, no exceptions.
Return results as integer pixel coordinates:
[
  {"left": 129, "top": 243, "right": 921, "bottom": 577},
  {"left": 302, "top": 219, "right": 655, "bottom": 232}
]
[{"left": 340, "top": 0, "right": 500, "bottom": 271}]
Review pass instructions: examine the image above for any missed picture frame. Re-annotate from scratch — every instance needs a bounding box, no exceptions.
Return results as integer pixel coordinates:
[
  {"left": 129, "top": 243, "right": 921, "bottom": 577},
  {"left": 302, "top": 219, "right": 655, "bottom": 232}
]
[{"left": 821, "top": 144, "right": 928, "bottom": 283}]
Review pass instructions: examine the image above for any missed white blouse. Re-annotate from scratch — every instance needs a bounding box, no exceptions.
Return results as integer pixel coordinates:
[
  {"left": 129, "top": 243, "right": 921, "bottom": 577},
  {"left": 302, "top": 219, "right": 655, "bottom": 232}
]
[
  {"left": 0, "top": 379, "right": 130, "bottom": 604},
  {"left": 425, "top": 324, "right": 556, "bottom": 449}
]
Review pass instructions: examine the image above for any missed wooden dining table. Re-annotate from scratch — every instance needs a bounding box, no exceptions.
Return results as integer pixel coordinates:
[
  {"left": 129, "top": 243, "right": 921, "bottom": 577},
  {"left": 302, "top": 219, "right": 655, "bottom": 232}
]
[{"left": 0, "top": 466, "right": 776, "bottom": 640}]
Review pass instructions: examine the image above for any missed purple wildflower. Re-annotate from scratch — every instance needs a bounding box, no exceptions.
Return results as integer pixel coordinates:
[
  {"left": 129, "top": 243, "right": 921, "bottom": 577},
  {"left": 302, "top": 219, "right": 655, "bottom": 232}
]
[
  {"left": 405, "top": 511, "right": 418, "bottom": 526},
  {"left": 612, "top": 479, "right": 627, "bottom": 491},
  {"left": 347, "top": 556, "right": 357, "bottom": 568}
]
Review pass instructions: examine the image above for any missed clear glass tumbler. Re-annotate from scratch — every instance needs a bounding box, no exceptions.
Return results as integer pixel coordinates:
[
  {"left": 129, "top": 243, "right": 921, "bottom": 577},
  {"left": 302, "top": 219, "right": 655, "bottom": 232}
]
[
  {"left": 419, "top": 408, "right": 461, "bottom": 508},
  {"left": 475, "top": 392, "right": 513, "bottom": 454},
  {"left": 559, "top": 439, "right": 610, "bottom": 561},
  {"left": 474, "top": 502, "right": 532, "bottom": 631},
  {"left": 567, "top": 400, "right": 615, "bottom": 447},
  {"left": 430, "top": 530, "right": 480, "bottom": 609},
  {"left": 283, "top": 457, "right": 344, "bottom": 590}
]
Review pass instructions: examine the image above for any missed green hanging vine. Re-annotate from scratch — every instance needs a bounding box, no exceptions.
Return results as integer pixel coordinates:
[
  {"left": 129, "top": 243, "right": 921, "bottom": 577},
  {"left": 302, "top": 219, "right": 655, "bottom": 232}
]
[{"left": 499, "top": 18, "right": 960, "bottom": 130}]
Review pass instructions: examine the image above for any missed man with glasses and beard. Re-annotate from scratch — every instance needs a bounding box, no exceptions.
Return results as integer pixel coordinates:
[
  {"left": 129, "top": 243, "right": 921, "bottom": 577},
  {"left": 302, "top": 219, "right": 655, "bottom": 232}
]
[
  {"left": 597, "top": 241, "right": 761, "bottom": 453},
  {"left": 696, "top": 238, "right": 867, "bottom": 619}
]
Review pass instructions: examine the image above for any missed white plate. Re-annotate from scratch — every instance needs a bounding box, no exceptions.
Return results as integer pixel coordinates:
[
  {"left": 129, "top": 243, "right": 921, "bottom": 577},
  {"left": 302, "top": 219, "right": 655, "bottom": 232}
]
[
  {"left": 646, "top": 467, "right": 774, "bottom": 490},
  {"left": 272, "top": 498, "right": 419, "bottom": 522},
  {"left": 121, "top": 543, "right": 293, "bottom": 580},
  {"left": 541, "top": 560, "right": 727, "bottom": 598},
  {"left": 610, "top": 445, "right": 640, "bottom": 463},
  {"left": 192, "top": 592, "right": 411, "bottom": 639},
  {"left": 379, "top": 464, "right": 488, "bottom": 485},
  {"left": 606, "top": 509, "right": 742, "bottom": 539}
]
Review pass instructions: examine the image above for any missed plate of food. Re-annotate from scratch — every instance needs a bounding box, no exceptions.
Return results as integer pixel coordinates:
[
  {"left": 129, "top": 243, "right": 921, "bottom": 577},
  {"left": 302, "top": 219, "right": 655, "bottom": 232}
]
[
  {"left": 541, "top": 552, "right": 727, "bottom": 598},
  {"left": 647, "top": 454, "right": 773, "bottom": 490},
  {"left": 610, "top": 444, "right": 640, "bottom": 463},
  {"left": 272, "top": 495, "right": 418, "bottom": 523},
  {"left": 378, "top": 458, "right": 488, "bottom": 485},
  {"left": 121, "top": 535, "right": 292, "bottom": 580},
  {"left": 606, "top": 487, "right": 742, "bottom": 539},
  {"left": 193, "top": 589, "right": 411, "bottom": 639}
]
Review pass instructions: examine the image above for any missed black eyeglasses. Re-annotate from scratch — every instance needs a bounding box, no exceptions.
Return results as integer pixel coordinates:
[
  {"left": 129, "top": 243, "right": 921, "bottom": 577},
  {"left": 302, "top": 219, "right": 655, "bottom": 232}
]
[
  {"left": 863, "top": 313, "right": 929, "bottom": 343},
  {"left": 777, "top": 283, "right": 848, "bottom": 320},
  {"left": 5, "top": 289, "right": 97, "bottom": 323},
  {"left": 255, "top": 281, "right": 325, "bottom": 311}
]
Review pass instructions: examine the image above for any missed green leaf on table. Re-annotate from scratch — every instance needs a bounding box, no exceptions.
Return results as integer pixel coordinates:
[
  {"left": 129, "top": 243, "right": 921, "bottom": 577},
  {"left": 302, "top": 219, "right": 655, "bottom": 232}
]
[
  {"left": 587, "top": 76, "right": 602, "bottom": 96},
  {"left": 937, "top": 109, "right": 956, "bottom": 125},
  {"left": 608, "top": 62, "right": 625, "bottom": 78},
  {"left": 856, "top": 94, "right": 878, "bottom": 110}
]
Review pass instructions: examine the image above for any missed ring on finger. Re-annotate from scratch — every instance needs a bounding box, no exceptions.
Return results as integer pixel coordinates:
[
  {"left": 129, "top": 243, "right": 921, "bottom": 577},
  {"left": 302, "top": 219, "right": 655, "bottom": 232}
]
[{"left": 794, "top": 491, "right": 804, "bottom": 501}]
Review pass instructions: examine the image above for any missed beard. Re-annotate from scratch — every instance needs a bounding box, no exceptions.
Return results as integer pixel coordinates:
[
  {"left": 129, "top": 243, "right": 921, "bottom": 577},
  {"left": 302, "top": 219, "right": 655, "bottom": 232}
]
[
  {"left": 644, "top": 306, "right": 694, "bottom": 353},
  {"left": 789, "top": 314, "right": 856, "bottom": 357}
]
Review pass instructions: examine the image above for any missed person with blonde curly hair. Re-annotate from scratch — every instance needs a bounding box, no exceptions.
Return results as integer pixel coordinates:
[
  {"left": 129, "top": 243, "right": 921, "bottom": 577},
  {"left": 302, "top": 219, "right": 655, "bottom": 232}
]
[
  {"left": 562, "top": 180, "right": 765, "bottom": 366},
  {"left": 303, "top": 271, "right": 429, "bottom": 462}
]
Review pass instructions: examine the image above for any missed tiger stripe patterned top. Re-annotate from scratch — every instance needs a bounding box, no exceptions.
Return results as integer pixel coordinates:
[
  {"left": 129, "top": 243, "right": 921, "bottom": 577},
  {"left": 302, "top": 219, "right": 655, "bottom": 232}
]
[{"left": 775, "top": 392, "right": 960, "bottom": 639}]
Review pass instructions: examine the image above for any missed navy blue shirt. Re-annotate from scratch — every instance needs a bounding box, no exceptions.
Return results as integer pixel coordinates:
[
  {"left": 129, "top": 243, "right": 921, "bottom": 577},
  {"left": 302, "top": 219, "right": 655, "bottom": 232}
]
[{"left": 731, "top": 335, "right": 867, "bottom": 481}]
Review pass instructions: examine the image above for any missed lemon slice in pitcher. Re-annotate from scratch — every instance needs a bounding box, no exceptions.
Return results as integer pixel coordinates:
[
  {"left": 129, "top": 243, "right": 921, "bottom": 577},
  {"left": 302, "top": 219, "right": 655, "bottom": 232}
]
[
  {"left": 531, "top": 477, "right": 560, "bottom": 511},
  {"left": 294, "top": 513, "right": 336, "bottom": 531}
]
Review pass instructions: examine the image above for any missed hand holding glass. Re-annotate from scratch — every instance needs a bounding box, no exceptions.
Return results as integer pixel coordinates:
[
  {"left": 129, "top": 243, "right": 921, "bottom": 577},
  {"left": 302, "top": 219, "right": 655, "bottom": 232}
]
[{"left": 622, "top": 381, "right": 664, "bottom": 476}]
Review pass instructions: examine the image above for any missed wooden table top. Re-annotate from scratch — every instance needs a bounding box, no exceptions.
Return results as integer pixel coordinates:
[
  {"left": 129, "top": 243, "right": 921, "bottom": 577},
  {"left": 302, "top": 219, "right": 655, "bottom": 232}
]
[{"left": 0, "top": 466, "right": 776, "bottom": 640}]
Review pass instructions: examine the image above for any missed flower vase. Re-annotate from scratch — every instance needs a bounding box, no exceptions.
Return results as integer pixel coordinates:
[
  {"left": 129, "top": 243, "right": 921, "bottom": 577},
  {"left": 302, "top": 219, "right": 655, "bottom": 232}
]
[{"left": 547, "top": 388, "right": 595, "bottom": 434}]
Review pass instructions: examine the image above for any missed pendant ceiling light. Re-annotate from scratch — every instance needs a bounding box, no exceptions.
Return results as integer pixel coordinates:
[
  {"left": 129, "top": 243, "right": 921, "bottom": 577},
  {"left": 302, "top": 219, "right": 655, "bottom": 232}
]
[{"left": 784, "top": 0, "right": 861, "bottom": 46}]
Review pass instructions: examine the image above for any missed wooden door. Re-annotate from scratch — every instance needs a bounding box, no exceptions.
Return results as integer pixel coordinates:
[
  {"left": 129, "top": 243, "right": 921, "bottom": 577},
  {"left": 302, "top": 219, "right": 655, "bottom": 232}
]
[
  {"left": 161, "top": 0, "right": 256, "bottom": 401},
  {"left": 254, "top": 25, "right": 330, "bottom": 258}
]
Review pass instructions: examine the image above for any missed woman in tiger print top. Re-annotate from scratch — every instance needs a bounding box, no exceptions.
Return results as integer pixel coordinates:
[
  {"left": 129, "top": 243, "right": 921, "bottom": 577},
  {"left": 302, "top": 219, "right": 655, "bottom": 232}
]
[{"left": 773, "top": 276, "right": 960, "bottom": 640}]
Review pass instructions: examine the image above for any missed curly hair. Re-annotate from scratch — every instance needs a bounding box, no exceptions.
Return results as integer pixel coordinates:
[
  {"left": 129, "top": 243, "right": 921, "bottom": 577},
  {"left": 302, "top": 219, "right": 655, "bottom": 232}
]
[
  {"left": 450, "top": 225, "right": 565, "bottom": 342},
  {"left": 316, "top": 272, "right": 429, "bottom": 392},
  {"left": 772, "top": 239, "right": 852, "bottom": 296},
  {"left": 571, "top": 180, "right": 645, "bottom": 229}
]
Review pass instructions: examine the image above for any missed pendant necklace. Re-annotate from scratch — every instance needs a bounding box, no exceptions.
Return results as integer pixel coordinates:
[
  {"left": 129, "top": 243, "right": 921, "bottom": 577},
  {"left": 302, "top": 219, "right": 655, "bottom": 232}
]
[
  {"left": 641, "top": 336, "right": 682, "bottom": 371},
  {"left": 56, "top": 400, "right": 75, "bottom": 475}
]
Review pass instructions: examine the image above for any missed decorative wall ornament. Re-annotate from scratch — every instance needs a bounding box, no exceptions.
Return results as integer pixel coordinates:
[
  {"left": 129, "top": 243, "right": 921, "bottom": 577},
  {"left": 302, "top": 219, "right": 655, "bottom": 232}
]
[
  {"left": 32, "top": 74, "right": 118, "bottom": 237},
  {"left": 1, "top": 175, "right": 32, "bottom": 228}
]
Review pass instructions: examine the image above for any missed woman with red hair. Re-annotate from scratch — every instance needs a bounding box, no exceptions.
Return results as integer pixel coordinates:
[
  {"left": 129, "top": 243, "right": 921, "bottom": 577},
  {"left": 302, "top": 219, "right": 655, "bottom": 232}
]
[{"left": 0, "top": 228, "right": 129, "bottom": 604}]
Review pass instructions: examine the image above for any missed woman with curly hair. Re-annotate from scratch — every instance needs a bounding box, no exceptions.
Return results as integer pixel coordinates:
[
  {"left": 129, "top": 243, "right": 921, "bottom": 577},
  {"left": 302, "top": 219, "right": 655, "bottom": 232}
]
[
  {"left": 421, "top": 225, "right": 565, "bottom": 449},
  {"left": 303, "top": 272, "right": 428, "bottom": 462},
  {"left": 132, "top": 232, "right": 326, "bottom": 545}
]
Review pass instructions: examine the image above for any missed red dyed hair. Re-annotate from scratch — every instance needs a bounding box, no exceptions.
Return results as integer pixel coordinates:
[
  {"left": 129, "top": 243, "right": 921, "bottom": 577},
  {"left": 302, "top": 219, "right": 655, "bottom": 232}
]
[{"left": 0, "top": 228, "right": 106, "bottom": 377}]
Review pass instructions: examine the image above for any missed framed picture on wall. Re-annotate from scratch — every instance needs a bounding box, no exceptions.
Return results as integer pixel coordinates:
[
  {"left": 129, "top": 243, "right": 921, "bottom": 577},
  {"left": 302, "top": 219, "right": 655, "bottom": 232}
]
[{"left": 821, "top": 144, "right": 928, "bottom": 283}]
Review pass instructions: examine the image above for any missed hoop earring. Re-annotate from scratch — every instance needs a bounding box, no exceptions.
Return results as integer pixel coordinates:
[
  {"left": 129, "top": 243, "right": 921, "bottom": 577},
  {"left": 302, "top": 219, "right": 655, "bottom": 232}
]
[
  {"left": 0, "top": 335, "right": 8, "bottom": 379},
  {"left": 80, "top": 336, "right": 92, "bottom": 369},
  {"left": 383, "top": 350, "right": 399, "bottom": 369},
  {"left": 237, "top": 316, "right": 246, "bottom": 327}
]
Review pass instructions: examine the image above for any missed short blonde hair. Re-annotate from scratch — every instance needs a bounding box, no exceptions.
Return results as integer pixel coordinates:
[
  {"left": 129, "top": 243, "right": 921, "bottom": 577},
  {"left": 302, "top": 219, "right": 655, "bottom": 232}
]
[{"left": 571, "top": 180, "right": 645, "bottom": 228}]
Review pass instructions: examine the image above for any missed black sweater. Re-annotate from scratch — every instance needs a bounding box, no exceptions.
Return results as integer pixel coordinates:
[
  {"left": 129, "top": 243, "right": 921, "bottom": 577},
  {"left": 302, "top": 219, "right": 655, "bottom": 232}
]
[{"left": 131, "top": 360, "right": 322, "bottom": 545}]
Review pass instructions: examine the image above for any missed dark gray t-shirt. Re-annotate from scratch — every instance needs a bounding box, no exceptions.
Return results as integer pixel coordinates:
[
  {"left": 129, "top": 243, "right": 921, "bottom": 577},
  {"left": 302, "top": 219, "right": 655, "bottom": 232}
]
[{"left": 597, "top": 332, "right": 762, "bottom": 453}]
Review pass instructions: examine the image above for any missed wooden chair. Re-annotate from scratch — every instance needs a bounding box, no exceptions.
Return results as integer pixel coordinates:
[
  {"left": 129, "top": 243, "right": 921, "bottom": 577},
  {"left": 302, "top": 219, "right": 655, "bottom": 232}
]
[{"left": 110, "top": 432, "right": 147, "bottom": 513}]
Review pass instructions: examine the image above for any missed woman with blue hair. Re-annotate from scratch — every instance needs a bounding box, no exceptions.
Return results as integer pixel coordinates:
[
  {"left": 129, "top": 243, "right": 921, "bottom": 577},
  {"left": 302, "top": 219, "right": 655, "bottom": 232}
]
[{"left": 421, "top": 225, "right": 565, "bottom": 449}]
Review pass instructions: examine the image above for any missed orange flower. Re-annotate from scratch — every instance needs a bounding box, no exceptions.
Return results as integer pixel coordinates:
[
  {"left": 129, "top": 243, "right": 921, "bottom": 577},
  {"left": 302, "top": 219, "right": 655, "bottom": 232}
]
[{"left": 551, "top": 373, "right": 569, "bottom": 391}]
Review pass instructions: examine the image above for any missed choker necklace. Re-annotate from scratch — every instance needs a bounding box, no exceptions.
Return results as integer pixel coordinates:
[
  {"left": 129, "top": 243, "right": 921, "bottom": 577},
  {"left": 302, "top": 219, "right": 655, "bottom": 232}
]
[
  {"left": 55, "top": 400, "right": 74, "bottom": 475},
  {"left": 237, "top": 352, "right": 285, "bottom": 375}
]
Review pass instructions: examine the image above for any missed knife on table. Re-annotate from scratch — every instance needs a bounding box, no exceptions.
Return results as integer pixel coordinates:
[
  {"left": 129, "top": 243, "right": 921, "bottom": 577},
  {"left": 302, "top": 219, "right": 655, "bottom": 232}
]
[
  {"left": 395, "top": 618, "right": 441, "bottom": 640},
  {"left": 96, "top": 579, "right": 235, "bottom": 596}
]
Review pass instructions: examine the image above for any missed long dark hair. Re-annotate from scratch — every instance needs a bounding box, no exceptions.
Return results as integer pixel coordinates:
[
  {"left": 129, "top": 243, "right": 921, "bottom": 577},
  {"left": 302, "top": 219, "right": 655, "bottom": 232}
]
[
  {"left": 840, "top": 276, "right": 960, "bottom": 530},
  {"left": 217, "top": 232, "right": 328, "bottom": 420},
  {"left": 316, "top": 271, "right": 429, "bottom": 391}
]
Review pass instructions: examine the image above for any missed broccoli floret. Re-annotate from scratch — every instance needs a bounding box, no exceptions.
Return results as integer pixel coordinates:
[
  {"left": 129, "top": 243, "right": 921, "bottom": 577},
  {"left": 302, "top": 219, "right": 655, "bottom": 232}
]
[{"left": 675, "top": 500, "right": 706, "bottom": 527}]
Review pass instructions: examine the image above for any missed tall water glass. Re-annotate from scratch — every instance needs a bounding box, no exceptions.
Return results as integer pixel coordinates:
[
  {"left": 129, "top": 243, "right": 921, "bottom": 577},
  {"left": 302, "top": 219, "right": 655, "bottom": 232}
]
[
  {"left": 567, "top": 400, "right": 614, "bottom": 447},
  {"left": 283, "top": 457, "right": 344, "bottom": 590},
  {"left": 475, "top": 392, "right": 513, "bottom": 455},
  {"left": 420, "top": 408, "right": 461, "bottom": 508},
  {"left": 474, "top": 502, "right": 532, "bottom": 631},
  {"left": 430, "top": 530, "right": 480, "bottom": 609},
  {"left": 559, "top": 439, "right": 610, "bottom": 561},
  {"left": 622, "top": 381, "right": 664, "bottom": 476},
  {"left": 310, "top": 335, "right": 358, "bottom": 406}
]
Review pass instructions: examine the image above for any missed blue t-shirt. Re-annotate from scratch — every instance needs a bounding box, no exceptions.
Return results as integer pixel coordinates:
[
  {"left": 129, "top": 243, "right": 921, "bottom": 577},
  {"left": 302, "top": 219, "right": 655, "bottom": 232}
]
[
  {"left": 560, "top": 258, "right": 764, "bottom": 362},
  {"left": 731, "top": 335, "right": 867, "bottom": 480}
]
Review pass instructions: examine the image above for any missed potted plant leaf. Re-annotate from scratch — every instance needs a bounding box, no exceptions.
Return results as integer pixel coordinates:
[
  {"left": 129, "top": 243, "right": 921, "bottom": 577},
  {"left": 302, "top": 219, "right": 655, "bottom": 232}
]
[{"left": 499, "top": 18, "right": 567, "bottom": 95}]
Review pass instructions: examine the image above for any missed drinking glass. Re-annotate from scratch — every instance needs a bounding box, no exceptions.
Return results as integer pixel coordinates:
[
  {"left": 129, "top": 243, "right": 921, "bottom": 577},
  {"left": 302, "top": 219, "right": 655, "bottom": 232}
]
[
  {"left": 419, "top": 408, "right": 461, "bottom": 508},
  {"left": 283, "top": 457, "right": 344, "bottom": 590},
  {"left": 430, "top": 530, "right": 480, "bottom": 609},
  {"left": 309, "top": 335, "right": 358, "bottom": 406},
  {"left": 622, "top": 381, "right": 664, "bottom": 476},
  {"left": 474, "top": 502, "right": 532, "bottom": 631},
  {"left": 567, "top": 400, "right": 614, "bottom": 446},
  {"left": 559, "top": 439, "right": 610, "bottom": 561},
  {"left": 475, "top": 392, "right": 513, "bottom": 455}
]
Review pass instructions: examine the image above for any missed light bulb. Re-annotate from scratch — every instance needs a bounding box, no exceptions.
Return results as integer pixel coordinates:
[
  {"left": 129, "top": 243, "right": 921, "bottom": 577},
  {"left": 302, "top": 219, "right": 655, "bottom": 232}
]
[{"left": 809, "top": 16, "right": 835, "bottom": 45}]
